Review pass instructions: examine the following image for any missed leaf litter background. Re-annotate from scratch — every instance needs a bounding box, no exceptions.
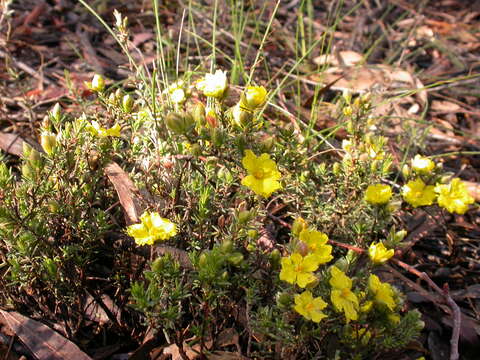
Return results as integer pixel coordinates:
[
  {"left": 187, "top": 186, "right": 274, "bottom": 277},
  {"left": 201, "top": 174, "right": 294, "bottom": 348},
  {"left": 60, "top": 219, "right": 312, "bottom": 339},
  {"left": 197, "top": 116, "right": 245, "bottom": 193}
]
[{"left": 0, "top": 0, "right": 480, "bottom": 359}]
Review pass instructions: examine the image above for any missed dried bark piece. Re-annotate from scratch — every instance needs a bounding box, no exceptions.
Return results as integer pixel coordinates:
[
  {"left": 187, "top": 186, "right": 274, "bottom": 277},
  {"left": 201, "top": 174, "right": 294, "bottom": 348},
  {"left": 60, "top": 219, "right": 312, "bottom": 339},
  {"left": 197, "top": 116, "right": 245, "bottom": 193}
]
[
  {"left": 0, "top": 310, "right": 92, "bottom": 360},
  {"left": 105, "top": 162, "right": 143, "bottom": 225}
]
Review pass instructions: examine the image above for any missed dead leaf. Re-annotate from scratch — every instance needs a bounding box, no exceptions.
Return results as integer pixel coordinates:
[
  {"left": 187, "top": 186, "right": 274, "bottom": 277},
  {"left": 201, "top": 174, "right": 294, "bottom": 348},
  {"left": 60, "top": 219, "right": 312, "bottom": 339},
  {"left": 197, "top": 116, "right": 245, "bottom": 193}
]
[
  {"left": 0, "top": 310, "right": 92, "bottom": 360},
  {"left": 462, "top": 181, "right": 480, "bottom": 202},
  {"left": 313, "top": 50, "right": 363, "bottom": 67},
  {"left": 105, "top": 162, "right": 143, "bottom": 225},
  {"left": 207, "top": 351, "right": 248, "bottom": 360},
  {"left": 0, "top": 132, "right": 26, "bottom": 156}
]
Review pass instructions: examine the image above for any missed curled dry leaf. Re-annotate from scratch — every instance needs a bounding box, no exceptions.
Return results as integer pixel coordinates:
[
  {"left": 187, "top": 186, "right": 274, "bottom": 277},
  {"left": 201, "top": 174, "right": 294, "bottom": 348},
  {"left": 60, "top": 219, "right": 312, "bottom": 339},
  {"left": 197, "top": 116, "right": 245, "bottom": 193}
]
[
  {"left": 105, "top": 162, "right": 143, "bottom": 225},
  {"left": 0, "top": 310, "right": 92, "bottom": 360}
]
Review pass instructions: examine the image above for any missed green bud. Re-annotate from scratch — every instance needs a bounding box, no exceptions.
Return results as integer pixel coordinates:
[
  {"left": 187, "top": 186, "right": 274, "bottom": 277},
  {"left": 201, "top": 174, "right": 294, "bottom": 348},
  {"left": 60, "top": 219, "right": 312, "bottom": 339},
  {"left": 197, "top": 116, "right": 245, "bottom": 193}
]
[
  {"left": 371, "top": 160, "right": 379, "bottom": 172},
  {"left": 260, "top": 135, "right": 275, "bottom": 153},
  {"left": 221, "top": 270, "right": 229, "bottom": 281},
  {"left": 402, "top": 164, "right": 410, "bottom": 179},
  {"left": 198, "top": 253, "right": 208, "bottom": 268},
  {"left": 122, "top": 94, "right": 134, "bottom": 113},
  {"left": 108, "top": 93, "right": 117, "bottom": 105},
  {"left": 21, "top": 163, "right": 35, "bottom": 179},
  {"left": 346, "top": 120, "right": 355, "bottom": 133},
  {"left": 276, "top": 292, "right": 293, "bottom": 309},
  {"left": 394, "top": 229, "right": 408, "bottom": 242},
  {"left": 41, "top": 132, "right": 57, "bottom": 156},
  {"left": 28, "top": 148, "right": 42, "bottom": 166},
  {"left": 232, "top": 103, "right": 253, "bottom": 127},
  {"left": 166, "top": 112, "right": 195, "bottom": 135},
  {"left": 269, "top": 249, "right": 281, "bottom": 268},
  {"left": 91, "top": 74, "right": 105, "bottom": 92},
  {"left": 48, "top": 200, "right": 59, "bottom": 213},
  {"left": 227, "top": 252, "right": 244, "bottom": 266},
  {"left": 291, "top": 217, "right": 307, "bottom": 237},
  {"left": 247, "top": 230, "right": 258, "bottom": 239},
  {"left": 332, "top": 162, "right": 341, "bottom": 176},
  {"left": 246, "top": 242, "right": 256, "bottom": 252},
  {"left": 220, "top": 240, "right": 234, "bottom": 254},
  {"left": 210, "top": 127, "right": 225, "bottom": 147},
  {"left": 189, "top": 143, "right": 202, "bottom": 156},
  {"left": 237, "top": 210, "right": 253, "bottom": 224},
  {"left": 235, "top": 134, "right": 247, "bottom": 154},
  {"left": 51, "top": 103, "right": 62, "bottom": 122},
  {"left": 43, "top": 258, "right": 57, "bottom": 278},
  {"left": 151, "top": 256, "right": 168, "bottom": 273},
  {"left": 191, "top": 102, "right": 206, "bottom": 126}
]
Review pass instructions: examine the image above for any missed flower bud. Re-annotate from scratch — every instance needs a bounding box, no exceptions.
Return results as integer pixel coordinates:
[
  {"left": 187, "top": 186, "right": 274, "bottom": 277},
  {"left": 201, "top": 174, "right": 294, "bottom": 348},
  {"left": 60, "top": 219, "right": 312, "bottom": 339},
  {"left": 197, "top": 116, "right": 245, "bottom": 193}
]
[
  {"left": 227, "top": 252, "right": 244, "bottom": 266},
  {"left": 51, "top": 103, "right": 62, "bottom": 122},
  {"left": 260, "top": 135, "right": 275, "bottom": 153},
  {"left": 269, "top": 249, "right": 281, "bottom": 269},
  {"left": 401, "top": 164, "right": 410, "bottom": 179},
  {"left": 41, "top": 132, "right": 57, "bottom": 156},
  {"left": 332, "top": 162, "right": 341, "bottom": 176},
  {"left": 91, "top": 74, "right": 105, "bottom": 92},
  {"left": 241, "top": 86, "right": 267, "bottom": 110},
  {"left": 237, "top": 210, "right": 253, "bottom": 224},
  {"left": 276, "top": 292, "right": 293, "bottom": 309},
  {"left": 394, "top": 229, "right": 407, "bottom": 242},
  {"left": 291, "top": 217, "right": 307, "bottom": 237},
  {"left": 220, "top": 239, "right": 234, "bottom": 254},
  {"left": 166, "top": 112, "right": 195, "bottom": 135},
  {"left": 122, "top": 94, "right": 134, "bottom": 113},
  {"left": 191, "top": 102, "right": 206, "bottom": 126},
  {"left": 232, "top": 103, "right": 253, "bottom": 127}
]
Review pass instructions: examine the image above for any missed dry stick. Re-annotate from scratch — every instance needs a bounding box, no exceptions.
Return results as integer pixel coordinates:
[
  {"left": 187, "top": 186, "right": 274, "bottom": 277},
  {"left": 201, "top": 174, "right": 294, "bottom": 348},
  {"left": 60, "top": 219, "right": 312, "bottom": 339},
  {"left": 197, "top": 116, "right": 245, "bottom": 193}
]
[{"left": 0, "top": 48, "right": 53, "bottom": 86}]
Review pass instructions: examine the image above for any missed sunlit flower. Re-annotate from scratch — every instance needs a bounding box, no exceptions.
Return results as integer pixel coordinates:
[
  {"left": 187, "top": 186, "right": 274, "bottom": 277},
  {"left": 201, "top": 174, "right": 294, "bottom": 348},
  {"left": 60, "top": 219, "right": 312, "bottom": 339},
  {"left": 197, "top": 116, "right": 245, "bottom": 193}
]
[
  {"left": 126, "top": 211, "right": 177, "bottom": 246},
  {"left": 368, "top": 274, "right": 396, "bottom": 311},
  {"left": 241, "top": 150, "right": 281, "bottom": 198},
  {"left": 86, "top": 121, "right": 121, "bottom": 137},
  {"left": 364, "top": 184, "right": 392, "bottom": 205},
  {"left": 280, "top": 253, "right": 320, "bottom": 288},
  {"left": 165, "top": 80, "right": 186, "bottom": 104},
  {"left": 435, "top": 178, "right": 475, "bottom": 215},
  {"left": 294, "top": 291, "right": 328, "bottom": 323},
  {"left": 368, "top": 242, "right": 394, "bottom": 265},
  {"left": 299, "top": 228, "right": 333, "bottom": 264},
  {"left": 411, "top": 155, "right": 435, "bottom": 175},
  {"left": 197, "top": 70, "right": 228, "bottom": 98},
  {"left": 330, "top": 266, "right": 359, "bottom": 322},
  {"left": 241, "top": 86, "right": 268, "bottom": 110},
  {"left": 401, "top": 178, "right": 436, "bottom": 207}
]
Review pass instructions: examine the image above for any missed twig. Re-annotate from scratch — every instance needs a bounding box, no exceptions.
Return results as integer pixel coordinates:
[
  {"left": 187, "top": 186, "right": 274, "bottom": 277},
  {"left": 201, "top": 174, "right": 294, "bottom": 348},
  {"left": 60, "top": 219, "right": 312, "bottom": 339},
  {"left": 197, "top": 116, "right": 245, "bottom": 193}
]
[{"left": 0, "top": 48, "right": 53, "bottom": 86}]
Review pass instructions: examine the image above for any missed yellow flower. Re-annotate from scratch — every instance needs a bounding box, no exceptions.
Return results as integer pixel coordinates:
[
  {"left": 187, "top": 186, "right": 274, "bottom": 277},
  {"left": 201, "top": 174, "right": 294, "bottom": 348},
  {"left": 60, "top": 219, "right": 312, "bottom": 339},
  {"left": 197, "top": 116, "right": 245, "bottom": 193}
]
[
  {"left": 435, "top": 178, "right": 475, "bottom": 215},
  {"left": 241, "top": 150, "right": 282, "bottom": 198},
  {"left": 411, "top": 155, "right": 435, "bottom": 174},
  {"left": 279, "top": 253, "right": 320, "bottom": 288},
  {"left": 241, "top": 86, "right": 267, "bottom": 110},
  {"left": 368, "top": 242, "right": 394, "bottom": 265},
  {"left": 126, "top": 211, "right": 177, "bottom": 246},
  {"left": 299, "top": 228, "right": 333, "bottom": 265},
  {"left": 294, "top": 291, "right": 328, "bottom": 323},
  {"left": 330, "top": 266, "right": 359, "bottom": 322},
  {"left": 368, "top": 274, "right": 396, "bottom": 311},
  {"left": 86, "top": 121, "right": 121, "bottom": 138},
  {"left": 197, "top": 70, "right": 228, "bottom": 98},
  {"left": 401, "top": 178, "right": 436, "bottom": 208},
  {"left": 364, "top": 184, "right": 392, "bottom": 205}
]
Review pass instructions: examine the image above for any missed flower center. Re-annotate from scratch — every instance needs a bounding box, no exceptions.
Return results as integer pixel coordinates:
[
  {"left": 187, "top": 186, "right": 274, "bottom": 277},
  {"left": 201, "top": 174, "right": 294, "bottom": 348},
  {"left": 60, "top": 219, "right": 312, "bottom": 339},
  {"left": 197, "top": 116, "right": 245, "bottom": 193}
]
[
  {"left": 253, "top": 169, "right": 265, "bottom": 179},
  {"left": 305, "top": 303, "right": 314, "bottom": 311},
  {"left": 341, "top": 288, "right": 351, "bottom": 298}
]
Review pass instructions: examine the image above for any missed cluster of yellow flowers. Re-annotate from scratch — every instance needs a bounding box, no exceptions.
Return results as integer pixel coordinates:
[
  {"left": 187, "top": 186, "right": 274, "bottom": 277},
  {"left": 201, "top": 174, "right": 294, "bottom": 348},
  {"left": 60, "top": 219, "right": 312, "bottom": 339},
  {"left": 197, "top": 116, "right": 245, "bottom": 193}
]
[
  {"left": 278, "top": 219, "right": 399, "bottom": 324},
  {"left": 364, "top": 155, "right": 475, "bottom": 215},
  {"left": 85, "top": 120, "right": 121, "bottom": 138}
]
